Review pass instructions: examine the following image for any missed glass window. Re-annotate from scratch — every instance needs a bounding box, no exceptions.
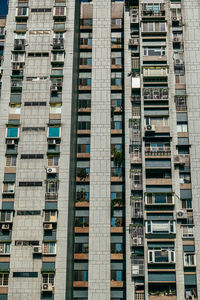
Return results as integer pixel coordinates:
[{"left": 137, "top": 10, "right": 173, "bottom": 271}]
[
  {"left": 7, "top": 127, "right": 19, "bottom": 138},
  {"left": 48, "top": 127, "right": 60, "bottom": 138},
  {"left": 9, "top": 104, "right": 21, "bottom": 114},
  {"left": 50, "top": 104, "right": 62, "bottom": 114}
]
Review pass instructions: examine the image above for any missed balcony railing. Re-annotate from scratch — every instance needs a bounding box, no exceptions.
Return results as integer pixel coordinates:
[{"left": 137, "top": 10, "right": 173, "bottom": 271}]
[{"left": 145, "top": 147, "right": 171, "bottom": 157}]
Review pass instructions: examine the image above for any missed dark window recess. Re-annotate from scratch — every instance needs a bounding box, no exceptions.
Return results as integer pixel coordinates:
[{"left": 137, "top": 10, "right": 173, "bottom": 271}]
[
  {"left": 15, "top": 241, "right": 39, "bottom": 246},
  {"left": 31, "top": 8, "right": 51, "bottom": 12},
  {"left": 19, "top": 182, "right": 42, "bottom": 187},
  {"left": 27, "top": 53, "right": 49, "bottom": 57},
  {"left": 22, "top": 127, "right": 45, "bottom": 132},
  {"left": 13, "top": 272, "right": 38, "bottom": 278},
  {"left": 24, "top": 102, "right": 46, "bottom": 106},
  {"left": 17, "top": 211, "right": 41, "bottom": 216},
  {"left": 21, "top": 154, "right": 44, "bottom": 159}
]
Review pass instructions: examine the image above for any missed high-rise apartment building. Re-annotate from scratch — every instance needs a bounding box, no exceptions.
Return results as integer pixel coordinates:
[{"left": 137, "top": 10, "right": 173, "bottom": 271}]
[{"left": 0, "top": 0, "right": 200, "bottom": 299}]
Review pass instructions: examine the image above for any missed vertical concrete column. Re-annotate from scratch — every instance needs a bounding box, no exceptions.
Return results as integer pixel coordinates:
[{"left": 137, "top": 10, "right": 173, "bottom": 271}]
[
  {"left": 183, "top": 1, "right": 200, "bottom": 298},
  {"left": 88, "top": 0, "right": 111, "bottom": 299}
]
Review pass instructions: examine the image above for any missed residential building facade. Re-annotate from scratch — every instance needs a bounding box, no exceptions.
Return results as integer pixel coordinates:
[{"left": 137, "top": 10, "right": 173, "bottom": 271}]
[{"left": 0, "top": 0, "right": 199, "bottom": 299}]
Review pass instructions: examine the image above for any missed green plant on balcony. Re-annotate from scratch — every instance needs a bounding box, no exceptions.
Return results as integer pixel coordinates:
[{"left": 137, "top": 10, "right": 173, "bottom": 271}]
[
  {"left": 76, "top": 190, "right": 88, "bottom": 202},
  {"left": 111, "top": 198, "right": 123, "bottom": 211},
  {"left": 77, "top": 168, "right": 88, "bottom": 181}
]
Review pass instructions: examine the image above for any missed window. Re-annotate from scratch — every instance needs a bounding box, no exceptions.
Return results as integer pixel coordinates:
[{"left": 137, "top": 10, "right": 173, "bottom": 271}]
[
  {"left": 145, "top": 117, "right": 169, "bottom": 127},
  {"left": 75, "top": 217, "right": 89, "bottom": 227},
  {"left": 111, "top": 18, "right": 122, "bottom": 26},
  {"left": 111, "top": 217, "right": 124, "bottom": 227},
  {"left": 148, "top": 250, "right": 175, "bottom": 263},
  {"left": 143, "top": 88, "right": 168, "bottom": 100},
  {"left": 182, "top": 199, "right": 192, "bottom": 209},
  {"left": 50, "top": 104, "right": 62, "bottom": 114},
  {"left": 31, "top": 8, "right": 51, "bottom": 12},
  {"left": 6, "top": 156, "right": 17, "bottom": 167},
  {"left": 179, "top": 173, "right": 191, "bottom": 184},
  {"left": 0, "top": 274, "right": 9, "bottom": 286},
  {"left": 80, "top": 19, "right": 92, "bottom": 26},
  {"left": 19, "top": 182, "right": 42, "bottom": 187},
  {"left": 143, "top": 47, "right": 166, "bottom": 56},
  {"left": 16, "top": 7, "right": 28, "bottom": 16},
  {"left": 54, "top": 7, "right": 66, "bottom": 16},
  {"left": 79, "top": 78, "right": 91, "bottom": 86},
  {"left": 111, "top": 270, "right": 123, "bottom": 281},
  {"left": 143, "top": 22, "right": 166, "bottom": 32},
  {"left": 12, "top": 53, "right": 25, "bottom": 62},
  {"left": 175, "top": 75, "right": 185, "bottom": 84},
  {"left": 21, "top": 154, "right": 44, "bottom": 159},
  {"left": 177, "top": 122, "right": 188, "bottom": 132},
  {"left": 74, "top": 243, "right": 88, "bottom": 253},
  {"left": 17, "top": 211, "right": 41, "bottom": 216},
  {"left": 74, "top": 270, "right": 88, "bottom": 281},
  {"left": 42, "top": 273, "right": 55, "bottom": 286},
  {"left": 9, "top": 104, "right": 21, "bottom": 114},
  {"left": 6, "top": 127, "right": 19, "bottom": 138},
  {"left": 43, "top": 242, "right": 56, "bottom": 255},
  {"left": 46, "top": 180, "right": 58, "bottom": 194},
  {"left": 13, "top": 272, "right": 38, "bottom": 277},
  {"left": 52, "top": 52, "right": 64, "bottom": 62},
  {"left": 48, "top": 127, "right": 61, "bottom": 138},
  {"left": 0, "top": 243, "right": 10, "bottom": 255},
  {"left": 44, "top": 211, "right": 57, "bottom": 222},
  {"left": 3, "top": 183, "right": 15, "bottom": 193},
  {"left": 80, "top": 32, "right": 92, "bottom": 46},
  {"left": 146, "top": 193, "right": 173, "bottom": 204},
  {"left": 184, "top": 253, "right": 196, "bottom": 266},
  {"left": 146, "top": 220, "right": 175, "bottom": 234},
  {"left": 111, "top": 243, "right": 123, "bottom": 254},
  {"left": 0, "top": 211, "right": 12, "bottom": 222},
  {"left": 77, "top": 144, "right": 90, "bottom": 154},
  {"left": 48, "top": 156, "right": 59, "bottom": 166}
]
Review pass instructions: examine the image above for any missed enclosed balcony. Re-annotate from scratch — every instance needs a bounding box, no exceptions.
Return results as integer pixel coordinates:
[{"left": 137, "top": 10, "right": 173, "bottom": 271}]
[
  {"left": 143, "top": 87, "right": 168, "bottom": 101},
  {"left": 130, "top": 170, "right": 142, "bottom": 190},
  {"left": 131, "top": 198, "right": 143, "bottom": 219},
  {"left": 148, "top": 249, "right": 175, "bottom": 264},
  {"left": 14, "top": 39, "right": 25, "bottom": 51},
  {"left": 145, "top": 144, "right": 171, "bottom": 157},
  {"left": 132, "top": 256, "right": 144, "bottom": 277},
  {"left": 53, "top": 38, "right": 64, "bottom": 50},
  {"left": 130, "top": 225, "right": 144, "bottom": 246},
  {"left": 142, "top": 3, "right": 165, "bottom": 18},
  {"left": 145, "top": 193, "right": 174, "bottom": 206},
  {"left": 45, "top": 180, "right": 58, "bottom": 200}
]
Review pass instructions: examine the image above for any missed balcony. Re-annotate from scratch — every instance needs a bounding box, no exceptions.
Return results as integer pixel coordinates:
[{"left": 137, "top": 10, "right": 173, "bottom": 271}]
[
  {"left": 52, "top": 38, "right": 64, "bottom": 50},
  {"left": 145, "top": 147, "right": 171, "bottom": 158},
  {"left": 143, "top": 87, "right": 168, "bottom": 101},
  {"left": 142, "top": 4, "right": 165, "bottom": 19},
  {"left": 130, "top": 171, "right": 142, "bottom": 191},
  {"left": 182, "top": 225, "right": 194, "bottom": 239},
  {"left": 130, "top": 225, "right": 144, "bottom": 246},
  {"left": 80, "top": 19, "right": 92, "bottom": 30},
  {"left": 132, "top": 257, "right": 144, "bottom": 277},
  {"left": 132, "top": 199, "right": 143, "bottom": 219},
  {"left": 145, "top": 193, "right": 174, "bottom": 206},
  {"left": 14, "top": 39, "right": 25, "bottom": 51}
]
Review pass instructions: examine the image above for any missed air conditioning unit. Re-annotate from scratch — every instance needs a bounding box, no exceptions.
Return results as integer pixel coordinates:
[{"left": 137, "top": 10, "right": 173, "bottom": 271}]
[
  {"left": 174, "top": 37, "right": 179, "bottom": 42},
  {"left": 172, "top": 17, "right": 178, "bottom": 21},
  {"left": 2, "top": 224, "right": 10, "bottom": 230},
  {"left": 48, "top": 139, "right": 56, "bottom": 145},
  {"left": 42, "top": 283, "right": 53, "bottom": 292},
  {"left": 33, "top": 246, "right": 42, "bottom": 254},
  {"left": 6, "top": 139, "right": 15, "bottom": 145},
  {"left": 132, "top": 265, "right": 139, "bottom": 275},
  {"left": 145, "top": 125, "right": 155, "bottom": 132},
  {"left": 44, "top": 224, "right": 53, "bottom": 230},
  {"left": 47, "top": 167, "right": 56, "bottom": 174},
  {"left": 174, "top": 155, "right": 185, "bottom": 165},
  {"left": 177, "top": 210, "right": 187, "bottom": 219}
]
